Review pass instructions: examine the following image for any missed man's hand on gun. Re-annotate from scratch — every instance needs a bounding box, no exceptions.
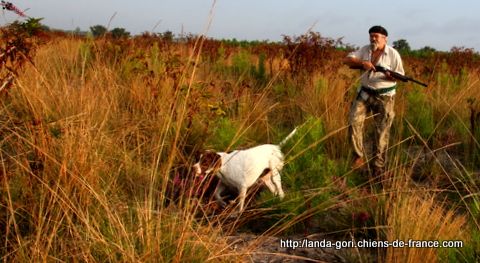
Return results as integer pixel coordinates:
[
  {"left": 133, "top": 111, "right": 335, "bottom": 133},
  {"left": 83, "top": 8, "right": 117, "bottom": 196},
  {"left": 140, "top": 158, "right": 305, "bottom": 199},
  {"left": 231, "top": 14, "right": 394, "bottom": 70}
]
[{"left": 381, "top": 70, "right": 395, "bottom": 81}]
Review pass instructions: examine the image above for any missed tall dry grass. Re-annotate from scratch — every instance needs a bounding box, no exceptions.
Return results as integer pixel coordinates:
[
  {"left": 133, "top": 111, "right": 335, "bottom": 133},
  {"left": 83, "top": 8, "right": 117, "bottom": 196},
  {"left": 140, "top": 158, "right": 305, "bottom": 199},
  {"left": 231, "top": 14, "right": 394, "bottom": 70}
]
[
  {"left": 1, "top": 33, "right": 479, "bottom": 262},
  {"left": 0, "top": 37, "right": 237, "bottom": 262},
  {"left": 384, "top": 190, "right": 468, "bottom": 263}
]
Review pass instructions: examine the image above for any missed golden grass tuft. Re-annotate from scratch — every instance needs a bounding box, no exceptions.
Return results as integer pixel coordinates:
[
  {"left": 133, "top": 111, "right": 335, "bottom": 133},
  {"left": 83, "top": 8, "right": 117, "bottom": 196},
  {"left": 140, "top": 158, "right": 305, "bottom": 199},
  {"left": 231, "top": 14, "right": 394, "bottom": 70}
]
[{"left": 384, "top": 191, "right": 468, "bottom": 263}]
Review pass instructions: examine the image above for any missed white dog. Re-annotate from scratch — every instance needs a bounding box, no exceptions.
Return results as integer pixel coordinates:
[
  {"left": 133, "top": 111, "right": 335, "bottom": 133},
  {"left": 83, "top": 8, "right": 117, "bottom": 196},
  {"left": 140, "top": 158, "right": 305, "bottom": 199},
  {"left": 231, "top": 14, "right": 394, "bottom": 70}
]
[{"left": 193, "top": 128, "right": 297, "bottom": 212}]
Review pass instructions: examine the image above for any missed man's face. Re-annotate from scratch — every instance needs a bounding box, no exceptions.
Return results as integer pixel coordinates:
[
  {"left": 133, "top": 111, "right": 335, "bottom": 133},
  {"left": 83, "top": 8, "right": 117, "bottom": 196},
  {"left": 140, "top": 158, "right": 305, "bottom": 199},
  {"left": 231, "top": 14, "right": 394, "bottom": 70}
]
[{"left": 369, "top": 33, "right": 387, "bottom": 50}]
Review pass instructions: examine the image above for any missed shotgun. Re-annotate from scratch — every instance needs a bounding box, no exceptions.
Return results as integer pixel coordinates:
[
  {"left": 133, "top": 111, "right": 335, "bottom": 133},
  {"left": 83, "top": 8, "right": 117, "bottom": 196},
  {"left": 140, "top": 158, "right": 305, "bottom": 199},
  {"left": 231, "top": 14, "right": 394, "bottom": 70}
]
[{"left": 351, "top": 65, "right": 428, "bottom": 87}]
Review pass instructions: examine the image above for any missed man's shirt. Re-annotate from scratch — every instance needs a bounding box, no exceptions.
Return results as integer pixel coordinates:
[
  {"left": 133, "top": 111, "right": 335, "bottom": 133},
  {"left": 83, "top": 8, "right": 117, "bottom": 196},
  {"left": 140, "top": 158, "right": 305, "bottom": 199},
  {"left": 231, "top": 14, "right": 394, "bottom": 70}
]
[{"left": 347, "top": 45, "right": 405, "bottom": 98}]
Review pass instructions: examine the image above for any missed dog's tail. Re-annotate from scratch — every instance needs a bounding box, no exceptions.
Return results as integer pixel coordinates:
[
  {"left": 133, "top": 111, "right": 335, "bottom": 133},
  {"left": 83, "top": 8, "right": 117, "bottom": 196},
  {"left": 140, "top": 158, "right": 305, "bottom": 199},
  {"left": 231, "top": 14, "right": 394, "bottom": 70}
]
[{"left": 278, "top": 127, "right": 298, "bottom": 147}]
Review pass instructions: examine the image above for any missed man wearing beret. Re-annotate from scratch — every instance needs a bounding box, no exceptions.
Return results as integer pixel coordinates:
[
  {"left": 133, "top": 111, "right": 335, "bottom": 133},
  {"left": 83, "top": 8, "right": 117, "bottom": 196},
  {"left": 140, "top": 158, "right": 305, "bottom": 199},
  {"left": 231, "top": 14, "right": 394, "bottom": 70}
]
[{"left": 344, "top": 25, "right": 405, "bottom": 181}]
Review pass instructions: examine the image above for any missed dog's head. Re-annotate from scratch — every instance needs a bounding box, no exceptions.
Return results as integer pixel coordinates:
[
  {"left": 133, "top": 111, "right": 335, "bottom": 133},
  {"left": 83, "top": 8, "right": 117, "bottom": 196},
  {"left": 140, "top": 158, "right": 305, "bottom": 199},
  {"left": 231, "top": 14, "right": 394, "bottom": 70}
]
[{"left": 193, "top": 150, "right": 222, "bottom": 176}]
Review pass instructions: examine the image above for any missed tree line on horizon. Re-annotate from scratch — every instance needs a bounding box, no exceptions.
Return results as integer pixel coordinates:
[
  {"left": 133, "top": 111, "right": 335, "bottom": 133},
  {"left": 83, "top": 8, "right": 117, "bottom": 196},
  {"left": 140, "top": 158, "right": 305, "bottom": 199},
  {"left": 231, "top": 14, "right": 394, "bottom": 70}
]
[{"left": 29, "top": 22, "right": 480, "bottom": 57}]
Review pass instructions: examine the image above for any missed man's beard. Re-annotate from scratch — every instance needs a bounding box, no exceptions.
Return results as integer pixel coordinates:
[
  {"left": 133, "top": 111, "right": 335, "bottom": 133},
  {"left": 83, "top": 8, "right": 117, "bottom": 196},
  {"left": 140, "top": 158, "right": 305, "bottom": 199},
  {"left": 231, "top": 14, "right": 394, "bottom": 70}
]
[{"left": 370, "top": 42, "right": 378, "bottom": 51}]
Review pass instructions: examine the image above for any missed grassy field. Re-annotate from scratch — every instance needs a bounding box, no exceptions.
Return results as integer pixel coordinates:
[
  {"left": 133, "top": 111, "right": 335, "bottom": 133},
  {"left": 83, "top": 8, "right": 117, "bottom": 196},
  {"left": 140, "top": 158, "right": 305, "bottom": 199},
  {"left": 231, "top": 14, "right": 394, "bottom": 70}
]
[{"left": 1, "top": 24, "right": 480, "bottom": 262}]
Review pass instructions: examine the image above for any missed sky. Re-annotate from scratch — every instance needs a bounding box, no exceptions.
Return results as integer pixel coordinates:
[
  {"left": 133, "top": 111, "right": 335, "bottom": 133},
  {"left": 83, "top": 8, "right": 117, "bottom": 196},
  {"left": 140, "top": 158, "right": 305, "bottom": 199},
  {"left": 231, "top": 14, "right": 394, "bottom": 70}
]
[{"left": 2, "top": 0, "right": 480, "bottom": 51}]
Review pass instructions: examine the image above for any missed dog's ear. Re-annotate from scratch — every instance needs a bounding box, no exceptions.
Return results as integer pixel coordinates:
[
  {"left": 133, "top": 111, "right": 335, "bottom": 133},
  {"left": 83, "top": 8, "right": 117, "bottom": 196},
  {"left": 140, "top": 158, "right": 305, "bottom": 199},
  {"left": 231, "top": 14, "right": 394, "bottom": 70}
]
[
  {"left": 200, "top": 150, "right": 216, "bottom": 161},
  {"left": 210, "top": 152, "right": 221, "bottom": 167},
  {"left": 210, "top": 152, "right": 222, "bottom": 170},
  {"left": 200, "top": 151, "right": 221, "bottom": 173},
  {"left": 202, "top": 151, "right": 216, "bottom": 163}
]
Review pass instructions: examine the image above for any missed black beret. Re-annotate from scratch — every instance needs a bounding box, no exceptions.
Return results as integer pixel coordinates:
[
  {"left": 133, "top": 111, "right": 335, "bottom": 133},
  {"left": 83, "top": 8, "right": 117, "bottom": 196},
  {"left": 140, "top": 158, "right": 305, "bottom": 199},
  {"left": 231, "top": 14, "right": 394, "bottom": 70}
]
[{"left": 368, "top": 25, "right": 388, "bottom": 36}]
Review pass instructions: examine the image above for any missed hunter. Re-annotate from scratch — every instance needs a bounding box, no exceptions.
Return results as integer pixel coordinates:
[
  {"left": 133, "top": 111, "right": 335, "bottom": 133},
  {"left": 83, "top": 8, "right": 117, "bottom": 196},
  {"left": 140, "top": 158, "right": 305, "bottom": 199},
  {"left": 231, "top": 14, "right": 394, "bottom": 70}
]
[{"left": 344, "top": 25, "right": 405, "bottom": 179}]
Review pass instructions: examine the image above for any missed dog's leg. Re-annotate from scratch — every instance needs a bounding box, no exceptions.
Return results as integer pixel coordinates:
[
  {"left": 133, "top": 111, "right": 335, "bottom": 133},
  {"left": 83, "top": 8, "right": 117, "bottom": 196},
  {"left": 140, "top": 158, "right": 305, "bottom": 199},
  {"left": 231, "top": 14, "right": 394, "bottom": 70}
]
[
  {"left": 238, "top": 187, "right": 247, "bottom": 212},
  {"left": 261, "top": 171, "right": 278, "bottom": 195},
  {"left": 271, "top": 170, "right": 285, "bottom": 199},
  {"left": 214, "top": 183, "right": 227, "bottom": 207}
]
